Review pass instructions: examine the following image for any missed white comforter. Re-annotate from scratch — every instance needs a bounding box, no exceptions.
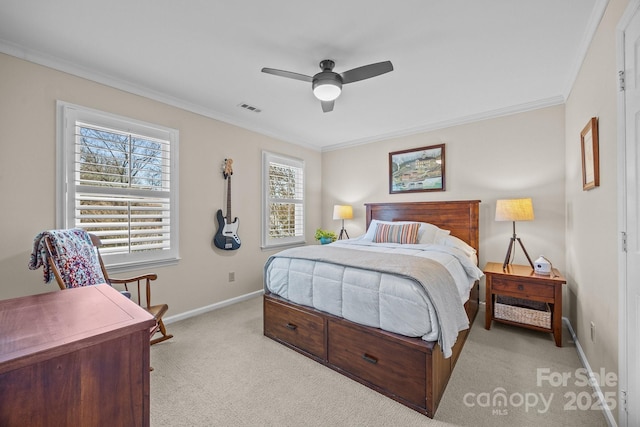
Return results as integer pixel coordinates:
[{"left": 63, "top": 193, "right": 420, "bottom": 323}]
[{"left": 264, "top": 238, "right": 483, "bottom": 343}]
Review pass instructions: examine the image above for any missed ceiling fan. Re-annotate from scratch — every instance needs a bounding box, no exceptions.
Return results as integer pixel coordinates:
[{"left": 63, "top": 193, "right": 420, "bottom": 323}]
[{"left": 261, "top": 59, "right": 393, "bottom": 113}]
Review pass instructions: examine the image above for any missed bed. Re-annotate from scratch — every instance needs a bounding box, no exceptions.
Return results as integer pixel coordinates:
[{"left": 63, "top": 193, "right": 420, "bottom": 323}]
[{"left": 263, "top": 200, "right": 481, "bottom": 417}]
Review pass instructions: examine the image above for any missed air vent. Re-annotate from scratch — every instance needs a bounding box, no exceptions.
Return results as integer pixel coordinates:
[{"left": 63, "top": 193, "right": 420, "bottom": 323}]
[{"left": 238, "top": 103, "right": 262, "bottom": 113}]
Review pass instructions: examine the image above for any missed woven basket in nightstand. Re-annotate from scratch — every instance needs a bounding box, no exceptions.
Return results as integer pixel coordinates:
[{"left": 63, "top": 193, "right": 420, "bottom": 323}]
[{"left": 494, "top": 295, "right": 551, "bottom": 329}]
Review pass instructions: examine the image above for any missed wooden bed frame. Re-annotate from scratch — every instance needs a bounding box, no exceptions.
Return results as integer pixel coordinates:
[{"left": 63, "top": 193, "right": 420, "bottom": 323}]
[{"left": 263, "top": 200, "right": 481, "bottom": 417}]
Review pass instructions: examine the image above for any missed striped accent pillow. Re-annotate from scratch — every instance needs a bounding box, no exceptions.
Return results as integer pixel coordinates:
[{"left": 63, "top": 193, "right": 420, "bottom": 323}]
[{"left": 373, "top": 222, "right": 421, "bottom": 244}]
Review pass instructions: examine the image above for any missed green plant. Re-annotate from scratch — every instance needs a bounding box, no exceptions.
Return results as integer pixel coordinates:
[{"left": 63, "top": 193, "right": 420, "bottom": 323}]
[{"left": 314, "top": 228, "right": 337, "bottom": 242}]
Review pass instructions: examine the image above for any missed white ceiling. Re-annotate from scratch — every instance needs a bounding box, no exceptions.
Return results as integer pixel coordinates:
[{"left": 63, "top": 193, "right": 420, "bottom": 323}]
[{"left": 0, "top": 0, "right": 604, "bottom": 151}]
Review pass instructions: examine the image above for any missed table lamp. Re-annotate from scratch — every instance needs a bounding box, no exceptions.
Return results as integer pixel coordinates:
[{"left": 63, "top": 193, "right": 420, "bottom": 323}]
[
  {"left": 495, "top": 198, "right": 534, "bottom": 269},
  {"left": 333, "top": 205, "right": 353, "bottom": 240}
]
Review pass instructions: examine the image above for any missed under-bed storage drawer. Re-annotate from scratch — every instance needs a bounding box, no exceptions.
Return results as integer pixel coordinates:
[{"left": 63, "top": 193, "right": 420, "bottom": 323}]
[
  {"left": 264, "top": 297, "right": 326, "bottom": 359},
  {"left": 328, "top": 319, "right": 426, "bottom": 407}
]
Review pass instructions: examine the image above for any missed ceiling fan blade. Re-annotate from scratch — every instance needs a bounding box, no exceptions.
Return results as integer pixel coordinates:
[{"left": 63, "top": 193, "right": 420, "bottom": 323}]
[
  {"left": 261, "top": 67, "right": 313, "bottom": 83},
  {"left": 321, "top": 100, "right": 334, "bottom": 113},
  {"left": 340, "top": 61, "right": 393, "bottom": 84}
]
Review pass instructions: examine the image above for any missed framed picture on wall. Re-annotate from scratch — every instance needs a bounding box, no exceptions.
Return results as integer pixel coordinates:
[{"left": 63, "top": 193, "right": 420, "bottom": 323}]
[
  {"left": 581, "top": 117, "right": 599, "bottom": 191},
  {"left": 389, "top": 144, "right": 445, "bottom": 193}
]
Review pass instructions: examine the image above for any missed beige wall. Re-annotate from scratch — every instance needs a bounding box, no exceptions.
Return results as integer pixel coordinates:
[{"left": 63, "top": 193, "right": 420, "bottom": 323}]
[
  {"left": 0, "top": 53, "right": 322, "bottom": 315},
  {"left": 565, "top": 0, "right": 627, "bottom": 410},
  {"left": 321, "top": 105, "right": 567, "bottom": 286}
]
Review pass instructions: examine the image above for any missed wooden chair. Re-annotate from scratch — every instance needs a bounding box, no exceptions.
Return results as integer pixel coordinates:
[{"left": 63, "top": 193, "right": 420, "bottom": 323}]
[{"left": 42, "top": 230, "right": 173, "bottom": 345}]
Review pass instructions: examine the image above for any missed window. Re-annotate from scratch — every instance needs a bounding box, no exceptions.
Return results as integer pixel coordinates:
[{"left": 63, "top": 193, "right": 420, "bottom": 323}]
[
  {"left": 57, "top": 102, "right": 179, "bottom": 269},
  {"left": 262, "top": 151, "right": 305, "bottom": 248}
]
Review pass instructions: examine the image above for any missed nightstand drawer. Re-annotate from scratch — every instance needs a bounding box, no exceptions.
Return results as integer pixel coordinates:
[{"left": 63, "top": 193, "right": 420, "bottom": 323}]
[{"left": 491, "top": 277, "right": 554, "bottom": 299}]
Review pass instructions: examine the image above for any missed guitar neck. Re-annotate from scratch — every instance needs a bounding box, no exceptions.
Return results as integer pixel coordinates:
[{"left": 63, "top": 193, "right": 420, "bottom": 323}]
[{"left": 226, "top": 175, "right": 232, "bottom": 221}]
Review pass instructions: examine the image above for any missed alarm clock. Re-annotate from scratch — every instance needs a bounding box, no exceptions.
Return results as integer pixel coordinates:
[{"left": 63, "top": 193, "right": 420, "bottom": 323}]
[{"left": 534, "top": 256, "right": 552, "bottom": 275}]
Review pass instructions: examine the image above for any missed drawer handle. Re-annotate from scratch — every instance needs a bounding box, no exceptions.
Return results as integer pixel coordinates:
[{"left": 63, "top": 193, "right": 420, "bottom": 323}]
[
  {"left": 285, "top": 323, "right": 297, "bottom": 330},
  {"left": 517, "top": 284, "right": 524, "bottom": 291},
  {"left": 362, "top": 353, "right": 378, "bottom": 364}
]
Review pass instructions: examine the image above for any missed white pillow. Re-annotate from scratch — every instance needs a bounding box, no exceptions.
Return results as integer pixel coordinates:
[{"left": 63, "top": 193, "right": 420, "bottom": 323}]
[
  {"left": 418, "top": 223, "right": 451, "bottom": 245},
  {"left": 363, "top": 220, "right": 450, "bottom": 244},
  {"left": 443, "top": 235, "right": 476, "bottom": 256}
]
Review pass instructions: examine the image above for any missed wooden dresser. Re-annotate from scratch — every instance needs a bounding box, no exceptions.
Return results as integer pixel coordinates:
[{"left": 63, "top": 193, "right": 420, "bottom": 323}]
[{"left": 0, "top": 284, "right": 156, "bottom": 427}]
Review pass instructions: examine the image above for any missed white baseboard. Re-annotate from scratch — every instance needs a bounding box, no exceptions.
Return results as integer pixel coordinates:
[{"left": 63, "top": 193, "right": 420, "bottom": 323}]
[
  {"left": 563, "top": 316, "right": 617, "bottom": 427},
  {"left": 162, "top": 289, "right": 264, "bottom": 325}
]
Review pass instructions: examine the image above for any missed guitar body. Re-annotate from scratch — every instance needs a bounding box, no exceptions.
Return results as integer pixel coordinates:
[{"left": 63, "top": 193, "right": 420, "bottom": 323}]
[
  {"left": 214, "top": 209, "right": 241, "bottom": 250},
  {"left": 214, "top": 158, "right": 241, "bottom": 250}
]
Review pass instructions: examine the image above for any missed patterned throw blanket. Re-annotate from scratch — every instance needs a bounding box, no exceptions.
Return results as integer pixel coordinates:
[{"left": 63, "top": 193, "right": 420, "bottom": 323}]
[
  {"left": 265, "top": 245, "right": 470, "bottom": 358},
  {"left": 29, "top": 228, "right": 107, "bottom": 288}
]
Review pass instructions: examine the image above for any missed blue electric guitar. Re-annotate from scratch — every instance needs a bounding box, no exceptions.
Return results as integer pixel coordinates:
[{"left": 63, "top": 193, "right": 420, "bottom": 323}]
[{"left": 214, "top": 159, "right": 241, "bottom": 250}]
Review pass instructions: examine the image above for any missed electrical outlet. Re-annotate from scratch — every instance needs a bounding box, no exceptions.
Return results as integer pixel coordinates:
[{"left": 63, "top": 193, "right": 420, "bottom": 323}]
[
  {"left": 228, "top": 271, "right": 235, "bottom": 282},
  {"left": 590, "top": 321, "right": 595, "bottom": 342}
]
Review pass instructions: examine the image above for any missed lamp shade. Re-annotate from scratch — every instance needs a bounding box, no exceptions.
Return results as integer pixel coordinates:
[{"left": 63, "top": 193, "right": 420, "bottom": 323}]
[
  {"left": 333, "top": 205, "right": 353, "bottom": 220},
  {"left": 495, "top": 198, "right": 534, "bottom": 222}
]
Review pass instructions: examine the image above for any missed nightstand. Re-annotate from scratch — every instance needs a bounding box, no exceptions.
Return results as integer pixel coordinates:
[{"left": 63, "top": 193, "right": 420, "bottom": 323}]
[{"left": 484, "top": 262, "right": 566, "bottom": 346}]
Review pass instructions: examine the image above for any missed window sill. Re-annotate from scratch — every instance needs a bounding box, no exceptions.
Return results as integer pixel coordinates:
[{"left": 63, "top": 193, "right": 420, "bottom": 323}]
[
  {"left": 105, "top": 256, "right": 180, "bottom": 274},
  {"left": 261, "top": 241, "right": 307, "bottom": 251}
]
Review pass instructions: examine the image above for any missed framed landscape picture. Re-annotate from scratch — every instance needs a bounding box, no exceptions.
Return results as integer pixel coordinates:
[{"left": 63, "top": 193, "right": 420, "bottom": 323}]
[{"left": 389, "top": 144, "right": 445, "bottom": 193}]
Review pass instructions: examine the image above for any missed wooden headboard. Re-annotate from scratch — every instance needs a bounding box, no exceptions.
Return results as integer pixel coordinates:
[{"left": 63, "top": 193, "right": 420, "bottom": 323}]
[{"left": 365, "top": 200, "right": 481, "bottom": 254}]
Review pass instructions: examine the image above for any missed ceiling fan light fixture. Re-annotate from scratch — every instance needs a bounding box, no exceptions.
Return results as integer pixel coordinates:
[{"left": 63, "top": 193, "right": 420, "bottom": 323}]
[
  {"left": 262, "top": 58, "right": 392, "bottom": 112},
  {"left": 313, "top": 82, "right": 341, "bottom": 101},
  {"left": 312, "top": 73, "right": 342, "bottom": 101}
]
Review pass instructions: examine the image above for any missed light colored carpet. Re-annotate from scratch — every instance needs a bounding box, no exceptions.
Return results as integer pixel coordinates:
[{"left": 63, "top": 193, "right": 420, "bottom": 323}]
[
  {"left": 435, "top": 309, "right": 609, "bottom": 426},
  {"left": 150, "top": 296, "right": 608, "bottom": 426}
]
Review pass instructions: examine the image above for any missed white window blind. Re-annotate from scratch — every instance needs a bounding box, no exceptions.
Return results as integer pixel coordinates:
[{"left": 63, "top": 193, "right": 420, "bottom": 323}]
[
  {"left": 58, "top": 102, "right": 179, "bottom": 269},
  {"left": 262, "top": 151, "right": 305, "bottom": 248}
]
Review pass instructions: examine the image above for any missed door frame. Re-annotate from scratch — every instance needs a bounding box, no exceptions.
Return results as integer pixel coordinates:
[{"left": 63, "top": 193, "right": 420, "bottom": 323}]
[{"left": 617, "top": 1, "right": 640, "bottom": 425}]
